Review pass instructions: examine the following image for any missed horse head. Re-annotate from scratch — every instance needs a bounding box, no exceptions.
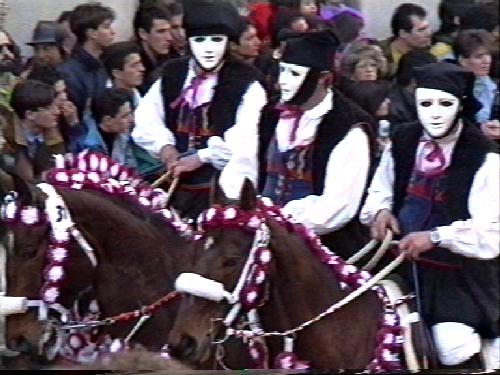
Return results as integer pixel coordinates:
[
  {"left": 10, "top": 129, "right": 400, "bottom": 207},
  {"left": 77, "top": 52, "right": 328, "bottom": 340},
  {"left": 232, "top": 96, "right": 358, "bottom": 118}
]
[
  {"left": 0, "top": 173, "right": 96, "bottom": 368},
  {"left": 167, "top": 179, "right": 270, "bottom": 367}
]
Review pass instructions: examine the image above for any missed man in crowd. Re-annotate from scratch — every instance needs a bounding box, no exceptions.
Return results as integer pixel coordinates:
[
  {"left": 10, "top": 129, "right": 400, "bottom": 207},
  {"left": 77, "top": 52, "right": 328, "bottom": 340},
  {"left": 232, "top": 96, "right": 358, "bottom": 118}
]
[
  {"left": 380, "top": 3, "right": 432, "bottom": 77},
  {"left": 258, "top": 30, "right": 375, "bottom": 258},
  {"left": 361, "top": 62, "right": 499, "bottom": 369},
  {"left": 132, "top": 0, "right": 267, "bottom": 219},
  {"left": 7, "top": 80, "right": 65, "bottom": 181},
  {"left": 59, "top": 2, "right": 115, "bottom": 152},
  {"left": 26, "top": 21, "right": 67, "bottom": 68},
  {"left": 101, "top": 41, "right": 146, "bottom": 107},
  {"left": 133, "top": 2, "right": 173, "bottom": 94}
]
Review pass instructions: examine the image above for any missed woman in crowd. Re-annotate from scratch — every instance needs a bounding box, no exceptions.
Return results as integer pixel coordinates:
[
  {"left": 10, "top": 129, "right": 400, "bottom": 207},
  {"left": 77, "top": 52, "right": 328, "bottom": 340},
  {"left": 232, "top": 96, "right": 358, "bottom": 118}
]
[{"left": 454, "top": 28, "right": 499, "bottom": 140}]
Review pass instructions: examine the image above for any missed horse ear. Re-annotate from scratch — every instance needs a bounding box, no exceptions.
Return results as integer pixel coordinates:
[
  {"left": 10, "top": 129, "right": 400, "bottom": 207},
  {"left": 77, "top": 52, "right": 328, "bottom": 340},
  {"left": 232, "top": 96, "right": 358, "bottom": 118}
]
[
  {"left": 239, "top": 178, "right": 257, "bottom": 211},
  {"left": 0, "top": 168, "right": 14, "bottom": 198},
  {"left": 9, "top": 172, "right": 36, "bottom": 206},
  {"left": 210, "top": 178, "right": 228, "bottom": 206}
]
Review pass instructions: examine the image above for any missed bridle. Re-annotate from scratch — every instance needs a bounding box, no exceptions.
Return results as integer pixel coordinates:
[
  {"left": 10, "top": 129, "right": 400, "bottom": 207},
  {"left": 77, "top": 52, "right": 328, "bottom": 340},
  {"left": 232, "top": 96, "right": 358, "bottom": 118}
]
[
  {"left": 0, "top": 183, "right": 99, "bottom": 360},
  {"left": 175, "top": 198, "right": 406, "bottom": 371}
]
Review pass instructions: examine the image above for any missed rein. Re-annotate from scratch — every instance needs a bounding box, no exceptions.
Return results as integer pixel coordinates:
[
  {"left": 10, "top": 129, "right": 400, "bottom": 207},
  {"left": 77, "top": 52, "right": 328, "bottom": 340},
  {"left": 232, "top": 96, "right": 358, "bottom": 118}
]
[
  {"left": 0, "top": 152, "right": 192, "bottom": 362},
  {"left": 175, "top": 198, "right": 406, "bottom": 371}
]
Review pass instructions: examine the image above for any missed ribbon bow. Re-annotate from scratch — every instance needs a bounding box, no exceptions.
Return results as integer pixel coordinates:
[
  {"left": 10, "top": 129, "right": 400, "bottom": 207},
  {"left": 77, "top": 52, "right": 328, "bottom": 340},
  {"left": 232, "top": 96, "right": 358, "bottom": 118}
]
[
  {"left": 275, "top": 104, "right": 305, "bottom": 144},
  {"left": 419, "top": 140, "right": 446, "bottom": 173},
  {"left": 170, "top": 73, "right": 214, "bottom": 110}
]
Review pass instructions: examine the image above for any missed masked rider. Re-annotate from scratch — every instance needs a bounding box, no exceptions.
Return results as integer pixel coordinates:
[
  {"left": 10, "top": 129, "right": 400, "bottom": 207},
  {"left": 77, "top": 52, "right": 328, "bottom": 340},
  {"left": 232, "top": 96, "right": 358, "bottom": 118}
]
[
  {"left": 258, "top": 30, "right": 376, "bottom": 259},
  {"left": 361, "top": 62, "right": 499, "bottom": 369},
  {"left": 133, "top": 0, "right": 267, "bottom": 219}
]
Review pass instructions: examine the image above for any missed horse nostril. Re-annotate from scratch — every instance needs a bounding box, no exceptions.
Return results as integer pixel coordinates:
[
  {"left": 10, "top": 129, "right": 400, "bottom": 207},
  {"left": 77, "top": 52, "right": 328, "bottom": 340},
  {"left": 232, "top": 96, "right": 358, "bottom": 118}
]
[{"left": 171, "top": 334, "right": 198, "bottom": 360}]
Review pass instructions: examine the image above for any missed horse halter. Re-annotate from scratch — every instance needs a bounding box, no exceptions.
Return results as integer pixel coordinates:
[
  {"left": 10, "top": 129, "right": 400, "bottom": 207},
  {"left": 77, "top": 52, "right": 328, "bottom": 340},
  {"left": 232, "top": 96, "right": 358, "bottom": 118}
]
[{"left": 0, "top": 183, "right": 99, "bottom": 359}]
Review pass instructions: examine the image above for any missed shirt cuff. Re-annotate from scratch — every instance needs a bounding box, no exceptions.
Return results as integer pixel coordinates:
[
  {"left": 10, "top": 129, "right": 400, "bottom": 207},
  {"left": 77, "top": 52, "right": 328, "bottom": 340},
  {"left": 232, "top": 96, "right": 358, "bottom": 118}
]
[
  {"left": 436, "top": 225, "right": 454, "bottom": 248},
  {"left": 197, "top": 148, "right": 211, "bottom": 163}
]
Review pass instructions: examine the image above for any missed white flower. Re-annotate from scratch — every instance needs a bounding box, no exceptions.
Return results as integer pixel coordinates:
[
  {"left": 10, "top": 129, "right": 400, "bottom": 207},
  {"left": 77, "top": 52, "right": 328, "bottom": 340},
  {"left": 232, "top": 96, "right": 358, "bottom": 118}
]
[
  {"left": 138, "top": 197, "right": 150, "bottom": 206},
  {"left": 109, "top": 339, "right": 122, "bottom": 353},
  {"left": 206, "top": 208, "right": 216, "bottom": 221},
  {"left": 259, "top": 249, "right": 271, "bottom": 264},
  {"left": 72, "top": 173, "right": 85, "bottom": 182},
  {"left": 248, "top": 216, "right": 261, "bottom": 228},
  {"left": 51, "top": 247, "right": 68, "bottom": 262},
  {"left": 255, "top": 270, "right": 266, "bottom": 284},
  {"left": 87, "top": 172, "right": 100, "bottom": 184},
  {"left": 224, "top": 208, "right": 237, "bottom": 220},
  {"left": 53, "top": 229, "right": 70, "bottom": 242},
  {"left": 47, "top": 265, "right": 64, "bottom": 282},
  {"left": 69, "top": 334, "right": 83, "bottom": 349},
  {"left": 21, "top": 207, "right": 39, "bottom": 225},
  {"left": 55, "top": 172, "right": 69, "bottom": 183},
  {"left": 3, "top": 202, "right": 17, "bottom": 220},
  {"left": 260, "top": 197, "right": 273, "bottom": 207},
  {"left": 99, "top": 158, "right": 109, "bottom": 173},
  {"left": 110, "top": 165, "right": 120, "bottom": 177},
  {"left": 89, "top": 155, "right": 99, "bottom": 171},
  {"left": 43, "top": 286, "right": 59, "bottom": 303},
  {"left": 246, "top": 290, "right": 257, "bottom": 304},
  {"left": 78, "top": 159, "right": 87, "bottom": 171}
]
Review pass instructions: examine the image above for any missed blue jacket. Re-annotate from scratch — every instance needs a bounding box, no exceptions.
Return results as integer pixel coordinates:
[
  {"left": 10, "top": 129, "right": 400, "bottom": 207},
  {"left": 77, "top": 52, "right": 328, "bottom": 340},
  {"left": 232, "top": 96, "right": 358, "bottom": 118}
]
[{"left": 59, "top": 46, "right": 108, "bottom": 151}]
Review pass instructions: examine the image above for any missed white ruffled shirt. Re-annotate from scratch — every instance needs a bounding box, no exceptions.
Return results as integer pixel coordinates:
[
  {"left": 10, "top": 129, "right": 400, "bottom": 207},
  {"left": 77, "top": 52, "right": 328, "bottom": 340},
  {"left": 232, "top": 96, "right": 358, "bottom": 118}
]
[
  {"left": 275, "top": 91, "right": 371, "bottom": 235},
  {"left": 360, "top": 125, "right": 500, "bottom": 260},
  {"left": 132, "top": 59, "right": 267, "bottom": 199}
]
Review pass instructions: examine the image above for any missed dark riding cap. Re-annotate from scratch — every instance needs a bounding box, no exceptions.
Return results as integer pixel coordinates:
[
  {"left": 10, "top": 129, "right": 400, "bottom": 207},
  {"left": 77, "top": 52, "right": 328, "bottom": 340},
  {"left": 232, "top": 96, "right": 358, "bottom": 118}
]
[
  {"left": 182, "top": 0, "right": 241, "bottom": 42},
  {"left": 281, "top": 29, "right": 340, "bottom": 71},
  {"left": 414, "top": 61, "right": 482, "bottom": 116}
]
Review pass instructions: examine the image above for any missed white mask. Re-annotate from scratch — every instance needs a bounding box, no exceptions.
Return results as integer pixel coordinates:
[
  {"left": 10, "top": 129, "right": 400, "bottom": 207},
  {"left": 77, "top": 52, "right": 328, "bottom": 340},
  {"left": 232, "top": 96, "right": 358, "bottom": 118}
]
[
  {"left": 189, "top": 34, "right": 228, "bottom": 71},
  {"left": 416, "top": 88, "right": 460, "bottom": 138},
  {"left": 278, "top": 62, "right": 310, "bottom": 103}
]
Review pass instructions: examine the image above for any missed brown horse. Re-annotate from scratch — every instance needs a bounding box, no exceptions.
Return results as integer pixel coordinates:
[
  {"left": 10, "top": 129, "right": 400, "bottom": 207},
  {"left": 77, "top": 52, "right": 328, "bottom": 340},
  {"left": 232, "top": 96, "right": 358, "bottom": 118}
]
[
  {"left": 0, "top": 174, "right": 195, "bottom": 369},
  {"left": 167, "top": 180, "right": 406, "bottom": 371}
]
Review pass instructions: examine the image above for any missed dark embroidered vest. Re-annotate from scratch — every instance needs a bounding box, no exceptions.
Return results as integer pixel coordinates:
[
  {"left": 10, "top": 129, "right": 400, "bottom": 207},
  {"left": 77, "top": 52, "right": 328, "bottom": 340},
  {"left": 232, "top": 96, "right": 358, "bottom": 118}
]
[
  {"left": 160, "top": 57, "right": 260, "bottom": 187},
  {"left": 262, "top": 139, "right": 314, "bottom": 205},
  {"left": 391, "top": 120, "right": 498, "bottom": 221},
  {"left": 392, "top": 122, "right": 499, "bottom": 334},
  {"left": 258, "top": 90, "right": 377, "bottom": 259}
]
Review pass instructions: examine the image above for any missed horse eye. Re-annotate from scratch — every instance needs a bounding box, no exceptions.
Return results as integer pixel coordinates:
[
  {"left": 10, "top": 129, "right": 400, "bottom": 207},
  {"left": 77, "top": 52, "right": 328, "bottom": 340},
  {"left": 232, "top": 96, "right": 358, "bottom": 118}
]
[
  {"left": 419, "top": 100, "right": 432, "bottom": 107},
  {"left": 18, "top": 246, "right": 38, "bottom": 259},
  {"left": 222, "top": 258, "right": 240, "bottom": 268}
]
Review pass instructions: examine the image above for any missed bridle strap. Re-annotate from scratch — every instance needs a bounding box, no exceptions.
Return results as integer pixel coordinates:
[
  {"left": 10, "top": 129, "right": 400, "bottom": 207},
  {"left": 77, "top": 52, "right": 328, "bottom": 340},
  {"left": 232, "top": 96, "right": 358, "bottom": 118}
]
[{"left": 37, "top": 183, "right": 98, "bottom": 268}]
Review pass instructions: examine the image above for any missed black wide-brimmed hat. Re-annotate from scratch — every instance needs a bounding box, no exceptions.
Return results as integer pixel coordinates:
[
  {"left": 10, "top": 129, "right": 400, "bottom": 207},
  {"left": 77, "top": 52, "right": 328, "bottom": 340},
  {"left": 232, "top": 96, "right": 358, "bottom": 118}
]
[
  {"left": 26, "top": 21, "right": 65, "bottom": 46},
  {"left": 182, "top": 0, "right": 241, "bottom": 41}
]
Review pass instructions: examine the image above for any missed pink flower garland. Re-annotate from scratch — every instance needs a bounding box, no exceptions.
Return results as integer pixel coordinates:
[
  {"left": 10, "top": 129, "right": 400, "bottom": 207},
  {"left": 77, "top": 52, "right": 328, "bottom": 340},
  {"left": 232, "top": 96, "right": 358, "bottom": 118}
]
[{"left": 197, "top": 197, "right": 403, "bottom": 372}]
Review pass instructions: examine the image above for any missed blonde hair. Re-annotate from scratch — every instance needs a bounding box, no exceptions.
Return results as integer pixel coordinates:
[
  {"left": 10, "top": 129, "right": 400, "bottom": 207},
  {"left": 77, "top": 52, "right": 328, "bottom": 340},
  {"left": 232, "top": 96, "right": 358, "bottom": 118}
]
[{"left": 340, "top": 41, "right": 388, "bottom": 78}]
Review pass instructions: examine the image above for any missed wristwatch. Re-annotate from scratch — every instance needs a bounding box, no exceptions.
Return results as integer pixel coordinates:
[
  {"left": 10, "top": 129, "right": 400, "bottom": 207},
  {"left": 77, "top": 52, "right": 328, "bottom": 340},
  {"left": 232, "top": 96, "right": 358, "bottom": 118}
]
[{"left": 429, "top": 228, "right": 441, "bottom": 246}]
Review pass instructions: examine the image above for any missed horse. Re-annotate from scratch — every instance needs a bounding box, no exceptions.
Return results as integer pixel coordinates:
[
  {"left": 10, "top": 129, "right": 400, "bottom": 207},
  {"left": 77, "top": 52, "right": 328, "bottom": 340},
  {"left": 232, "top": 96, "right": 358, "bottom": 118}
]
[
  {"left": 0, "top": 164, "right": 196, "bottom": 369},
  {"left": 167, "top": 180, "right": 408, "bottom": 371}
]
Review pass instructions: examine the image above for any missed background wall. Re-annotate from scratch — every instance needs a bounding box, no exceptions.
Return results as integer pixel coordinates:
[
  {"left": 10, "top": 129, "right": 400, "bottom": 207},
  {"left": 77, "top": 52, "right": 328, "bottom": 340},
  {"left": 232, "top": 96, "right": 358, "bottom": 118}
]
[
  {"left": 5, "top": 0, "right": 138, "bottom": 58},
  {"left": 358, "top": 0, "right": 439, "bottom": 40},
  {"left": 5, "top": 0, "right": 440, "bottom": 59}
]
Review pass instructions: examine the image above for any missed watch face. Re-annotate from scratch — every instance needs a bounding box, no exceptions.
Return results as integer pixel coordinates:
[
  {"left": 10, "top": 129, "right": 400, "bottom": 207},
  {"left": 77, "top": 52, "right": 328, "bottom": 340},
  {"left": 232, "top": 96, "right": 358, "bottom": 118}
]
[{"left": 430, "top": 230, "right": 440, "bottom": 244}]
